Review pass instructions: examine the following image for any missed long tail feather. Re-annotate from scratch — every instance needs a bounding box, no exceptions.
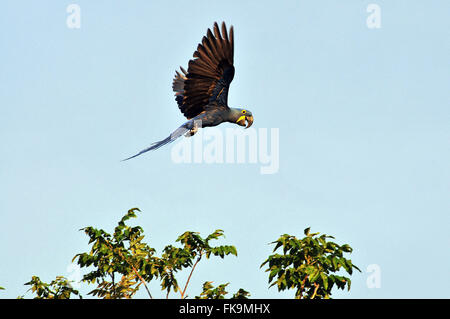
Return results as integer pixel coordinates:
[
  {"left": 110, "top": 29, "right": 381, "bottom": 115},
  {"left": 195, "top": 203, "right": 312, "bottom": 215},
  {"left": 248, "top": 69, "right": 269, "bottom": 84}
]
[{"left": 122, "top": 121, "right": 193, "bottom": 161}]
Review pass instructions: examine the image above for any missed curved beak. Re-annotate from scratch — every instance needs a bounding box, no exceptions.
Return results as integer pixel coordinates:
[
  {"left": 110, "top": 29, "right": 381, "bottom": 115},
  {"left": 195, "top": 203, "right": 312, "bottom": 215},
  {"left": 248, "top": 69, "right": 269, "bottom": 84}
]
[{"left": 245, "top": 115, "right": 254, "bottom": 128}]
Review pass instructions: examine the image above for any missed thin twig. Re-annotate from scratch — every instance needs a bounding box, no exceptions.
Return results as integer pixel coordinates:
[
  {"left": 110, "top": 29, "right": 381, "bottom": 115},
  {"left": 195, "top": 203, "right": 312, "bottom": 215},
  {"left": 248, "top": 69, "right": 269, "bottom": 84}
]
[
  {"left": 311, "top": 283, "right": 320, "bottom": 299},
  {"left": 298, "top": 275, "right": 308, "bottom": 299},
  {"left": 129, "top": 263, "right": 153, "bottom": 299},
  {"left": 180, "top": 252, "right": 202, "bottom": 299}
]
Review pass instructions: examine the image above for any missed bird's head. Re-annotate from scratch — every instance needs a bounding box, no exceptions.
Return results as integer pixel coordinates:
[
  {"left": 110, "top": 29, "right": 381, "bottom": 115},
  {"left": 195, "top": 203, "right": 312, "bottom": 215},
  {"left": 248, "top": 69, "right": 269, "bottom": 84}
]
[{"left": 232, "top": 108, "right": 254, "bottom": 128}]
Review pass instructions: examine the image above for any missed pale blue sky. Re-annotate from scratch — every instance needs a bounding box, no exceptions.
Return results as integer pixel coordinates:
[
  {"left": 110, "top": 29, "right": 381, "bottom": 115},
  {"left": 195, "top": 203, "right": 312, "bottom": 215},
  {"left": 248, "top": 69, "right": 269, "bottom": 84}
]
[{"left": 1, "top": 0, "right": 449, "bottom": 298}]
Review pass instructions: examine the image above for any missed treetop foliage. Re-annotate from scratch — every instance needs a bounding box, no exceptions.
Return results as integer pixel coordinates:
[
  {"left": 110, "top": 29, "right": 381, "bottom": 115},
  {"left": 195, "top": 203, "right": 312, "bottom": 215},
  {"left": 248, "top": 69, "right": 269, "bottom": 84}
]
[
  {"left": 261, "top": 227, "right": 361, "bottom": 299},
  {"left": 17, "top": 209, "right": 359, "bottom": 299}
]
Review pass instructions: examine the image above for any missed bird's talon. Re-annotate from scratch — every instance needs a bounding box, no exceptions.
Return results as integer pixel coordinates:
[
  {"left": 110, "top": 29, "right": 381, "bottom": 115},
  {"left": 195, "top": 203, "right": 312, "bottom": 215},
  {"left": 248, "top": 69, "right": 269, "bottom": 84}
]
[{"left": 185, "top": 127, "right": 198, "bottom": 137}]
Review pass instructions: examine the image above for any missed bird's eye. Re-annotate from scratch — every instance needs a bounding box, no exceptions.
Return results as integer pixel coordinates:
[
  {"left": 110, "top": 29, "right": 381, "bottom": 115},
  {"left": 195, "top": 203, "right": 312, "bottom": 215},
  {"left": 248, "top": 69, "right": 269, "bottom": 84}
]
[{"left": 242, "top": 110, "right": 246, "bottom": 114}]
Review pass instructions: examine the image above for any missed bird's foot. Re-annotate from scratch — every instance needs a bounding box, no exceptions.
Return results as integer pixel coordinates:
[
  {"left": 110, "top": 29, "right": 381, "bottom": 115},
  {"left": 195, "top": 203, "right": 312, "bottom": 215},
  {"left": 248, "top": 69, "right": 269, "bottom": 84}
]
[{"left": 184, "top": 126, "right": 198, "bottom": 137}]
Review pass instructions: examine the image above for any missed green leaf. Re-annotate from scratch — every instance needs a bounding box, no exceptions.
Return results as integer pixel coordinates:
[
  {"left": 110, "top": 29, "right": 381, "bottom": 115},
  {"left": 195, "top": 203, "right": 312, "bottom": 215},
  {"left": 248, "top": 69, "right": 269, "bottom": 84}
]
[
  {"left": 320, "top": 272, "right": 328, "bottom": 290},
  {"left": 269, "top": 268, "right": 279, "bottom": 282},
  {"left": 229, "top": 246, "right": 238, "bottom": 256},
  {"left": 309, "top": 269, "right": 320, "bottom": 283}
]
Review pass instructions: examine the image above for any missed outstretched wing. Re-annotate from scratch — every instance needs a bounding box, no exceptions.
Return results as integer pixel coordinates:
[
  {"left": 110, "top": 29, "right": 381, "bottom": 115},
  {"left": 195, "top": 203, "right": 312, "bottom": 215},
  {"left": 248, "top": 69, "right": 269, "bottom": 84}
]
[{"left": 173, "top": 22, "right": 235, "bottom": 119}]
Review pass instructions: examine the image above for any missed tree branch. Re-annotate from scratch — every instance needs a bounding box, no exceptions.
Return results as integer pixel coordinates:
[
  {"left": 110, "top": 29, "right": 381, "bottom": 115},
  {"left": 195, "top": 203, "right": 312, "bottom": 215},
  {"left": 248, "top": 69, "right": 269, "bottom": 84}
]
[
  {"left": 311, "top": 283, "right": 320, "bottom": 299},
  {"left": 104, "top": 239, "right": 153, "bottom": 299},
  {"left": 180, "top": 252, "right": 202, "bottom": 299}
]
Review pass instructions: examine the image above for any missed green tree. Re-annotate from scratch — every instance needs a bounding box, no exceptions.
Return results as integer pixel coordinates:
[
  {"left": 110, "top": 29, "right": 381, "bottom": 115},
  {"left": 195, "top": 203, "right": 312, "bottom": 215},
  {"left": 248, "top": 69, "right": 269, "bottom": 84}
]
[
  {"left": 71, "top": 208, "right": 244, "bottom": 299},
  {"left": 20, "top": 276, "right": 81, "bottom": 299},
  {"left": 19, "top": 208, "right": 359, "bottom": 299},
  {"left": 261, "top": 227, "right": 360, "bottom": 299}
]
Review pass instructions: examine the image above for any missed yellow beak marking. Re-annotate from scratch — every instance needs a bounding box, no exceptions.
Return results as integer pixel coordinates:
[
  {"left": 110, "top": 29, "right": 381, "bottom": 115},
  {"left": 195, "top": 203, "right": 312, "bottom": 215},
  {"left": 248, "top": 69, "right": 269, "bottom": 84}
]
[{"left": 236, "top": 115, "right": 246, "bottom": 123}]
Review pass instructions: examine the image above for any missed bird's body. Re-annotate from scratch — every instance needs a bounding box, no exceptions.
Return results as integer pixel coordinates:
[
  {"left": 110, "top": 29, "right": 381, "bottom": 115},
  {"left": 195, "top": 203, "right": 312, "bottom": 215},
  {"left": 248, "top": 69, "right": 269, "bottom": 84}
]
[{"left": 124, "top": 22, "right": 253, "bottom": 161}]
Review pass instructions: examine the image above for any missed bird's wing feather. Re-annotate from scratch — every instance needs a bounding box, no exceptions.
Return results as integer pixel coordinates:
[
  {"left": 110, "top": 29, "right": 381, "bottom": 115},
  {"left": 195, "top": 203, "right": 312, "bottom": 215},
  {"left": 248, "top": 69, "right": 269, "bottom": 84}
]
[{"left": 172, "top": 22, "right": 235, "bottom": 119}]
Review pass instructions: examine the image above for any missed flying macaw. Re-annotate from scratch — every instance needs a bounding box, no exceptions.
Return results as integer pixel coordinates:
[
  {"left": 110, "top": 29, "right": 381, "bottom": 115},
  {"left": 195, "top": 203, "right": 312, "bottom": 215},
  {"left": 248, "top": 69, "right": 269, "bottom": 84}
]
[{"left": 123, "top": 22, "right": 254, "bottom": 161}]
